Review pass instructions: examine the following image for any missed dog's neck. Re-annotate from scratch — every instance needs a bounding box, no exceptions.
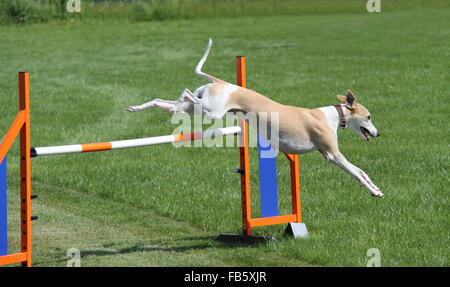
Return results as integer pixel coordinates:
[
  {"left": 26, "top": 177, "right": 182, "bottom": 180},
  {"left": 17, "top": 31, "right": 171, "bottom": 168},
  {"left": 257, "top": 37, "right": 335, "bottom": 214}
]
[{"left": 318, "top": 104, "right": 351, "bottom": 133}]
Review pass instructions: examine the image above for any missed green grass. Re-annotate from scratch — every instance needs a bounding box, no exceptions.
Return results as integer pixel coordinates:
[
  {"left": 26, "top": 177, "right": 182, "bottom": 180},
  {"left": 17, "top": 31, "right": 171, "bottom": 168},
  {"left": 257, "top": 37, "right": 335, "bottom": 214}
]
[
  {"left": 1, "top": 0, "right": 446, "bottom": 24},
  {"left": 1, "top": 4, "right": 449, "bottom": 266}
]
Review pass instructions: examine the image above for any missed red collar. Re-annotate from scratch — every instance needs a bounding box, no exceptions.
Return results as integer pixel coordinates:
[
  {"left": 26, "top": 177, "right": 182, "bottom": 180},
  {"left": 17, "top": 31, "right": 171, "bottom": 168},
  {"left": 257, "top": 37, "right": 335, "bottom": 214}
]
[{"left": 334, "top": 104, "right": 347, "bottom": 128}]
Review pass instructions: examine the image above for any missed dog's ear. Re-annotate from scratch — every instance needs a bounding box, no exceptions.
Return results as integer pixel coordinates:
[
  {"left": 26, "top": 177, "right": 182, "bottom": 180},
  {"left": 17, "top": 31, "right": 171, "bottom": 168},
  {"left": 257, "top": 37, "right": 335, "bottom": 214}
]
[
  {"left": 345, "top": 89, "right": 357, "bottom": 110},
  {"left": 337, "top": 95, "right": 346, "bottom": 103}
]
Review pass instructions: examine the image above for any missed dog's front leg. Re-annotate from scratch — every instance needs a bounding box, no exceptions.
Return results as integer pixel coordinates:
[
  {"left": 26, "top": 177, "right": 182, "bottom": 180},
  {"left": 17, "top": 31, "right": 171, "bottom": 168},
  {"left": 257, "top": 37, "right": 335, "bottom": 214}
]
[
  {"left": 344, "top": 160, "right": 382, "bottom": 195},
  {"left": 328, "top": 153, "right": 383, "bottom": 197}
]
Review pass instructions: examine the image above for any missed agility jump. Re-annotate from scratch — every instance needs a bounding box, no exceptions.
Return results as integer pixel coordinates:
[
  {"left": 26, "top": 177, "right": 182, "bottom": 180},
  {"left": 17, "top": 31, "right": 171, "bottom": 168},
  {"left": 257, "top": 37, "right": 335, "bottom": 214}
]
[
  {"left": 30, "top": 126, "right": 242, "bottom": 157},
  {"left": 0, "top": 57, "right": 306, "bottom": 267},
  {"left": 0, "top": 72, "right": 31, "bottom": 267}
]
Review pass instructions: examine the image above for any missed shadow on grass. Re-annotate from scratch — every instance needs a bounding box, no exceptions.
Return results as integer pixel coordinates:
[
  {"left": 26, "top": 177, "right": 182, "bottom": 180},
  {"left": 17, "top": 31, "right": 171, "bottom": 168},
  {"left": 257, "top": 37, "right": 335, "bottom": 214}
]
[{"left": 46, "top": 235, "right": 263, "bottom": 265}]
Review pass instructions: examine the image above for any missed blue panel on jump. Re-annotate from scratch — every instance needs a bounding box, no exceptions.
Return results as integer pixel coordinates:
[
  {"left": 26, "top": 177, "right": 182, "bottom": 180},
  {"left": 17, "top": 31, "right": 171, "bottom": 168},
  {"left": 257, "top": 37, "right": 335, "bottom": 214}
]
[
  {"left": 0, "top": 155, "right": 7, "bottom": 256},
  {"left": 258, "top": 134, "right": 278, "bottom": 218}
]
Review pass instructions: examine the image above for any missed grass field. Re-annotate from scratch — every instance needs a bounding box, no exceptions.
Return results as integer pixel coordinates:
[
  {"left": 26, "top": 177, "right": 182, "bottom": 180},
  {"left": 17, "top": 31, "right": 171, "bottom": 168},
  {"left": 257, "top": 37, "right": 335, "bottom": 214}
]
[{"left": 1, "top": 3, "right": 449, "bottom": 266}]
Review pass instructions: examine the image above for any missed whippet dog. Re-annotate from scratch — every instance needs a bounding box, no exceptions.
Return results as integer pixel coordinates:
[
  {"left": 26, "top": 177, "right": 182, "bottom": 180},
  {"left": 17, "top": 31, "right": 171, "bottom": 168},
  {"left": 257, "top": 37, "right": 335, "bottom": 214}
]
[{"left": 126, "top": 39, "right": 383, "bottom": 197}]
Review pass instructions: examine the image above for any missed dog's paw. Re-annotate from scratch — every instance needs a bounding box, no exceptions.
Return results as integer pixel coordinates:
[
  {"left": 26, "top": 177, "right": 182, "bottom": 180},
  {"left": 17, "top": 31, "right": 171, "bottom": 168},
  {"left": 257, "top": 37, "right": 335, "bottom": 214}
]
[
  {"left": 126, "top": 106, "right": 140, "bottom": 112},
  {"left": 370, "top": 190, "right": 384, "bottom": 198}
]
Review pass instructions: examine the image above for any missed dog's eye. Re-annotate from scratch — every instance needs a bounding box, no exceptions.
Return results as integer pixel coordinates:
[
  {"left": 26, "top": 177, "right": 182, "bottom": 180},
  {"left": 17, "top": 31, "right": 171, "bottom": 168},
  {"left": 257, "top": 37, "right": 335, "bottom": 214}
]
[{"left": 368, "top": 115, "right": 371, "bottom": 120}]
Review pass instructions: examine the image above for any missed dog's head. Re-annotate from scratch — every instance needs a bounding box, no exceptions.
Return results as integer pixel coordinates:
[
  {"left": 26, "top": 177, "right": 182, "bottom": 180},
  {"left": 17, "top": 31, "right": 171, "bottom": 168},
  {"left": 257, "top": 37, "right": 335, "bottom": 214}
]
[{"left": 337, "top": 90, "right": 380, "bottom": 141}]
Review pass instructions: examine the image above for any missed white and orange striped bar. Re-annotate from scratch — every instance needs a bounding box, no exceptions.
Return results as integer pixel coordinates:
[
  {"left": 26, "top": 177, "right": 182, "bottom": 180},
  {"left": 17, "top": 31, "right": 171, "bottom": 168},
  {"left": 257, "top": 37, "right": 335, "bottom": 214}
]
[{"left": 30, "top": 126, "right": 241, "bottom": 157}]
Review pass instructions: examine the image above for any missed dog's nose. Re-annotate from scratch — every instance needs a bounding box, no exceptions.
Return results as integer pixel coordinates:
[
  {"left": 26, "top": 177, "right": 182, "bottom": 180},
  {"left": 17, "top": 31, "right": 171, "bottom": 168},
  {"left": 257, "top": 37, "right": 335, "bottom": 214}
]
[{"left": 376, "top": 132, "right": 380, "bottom": 137}]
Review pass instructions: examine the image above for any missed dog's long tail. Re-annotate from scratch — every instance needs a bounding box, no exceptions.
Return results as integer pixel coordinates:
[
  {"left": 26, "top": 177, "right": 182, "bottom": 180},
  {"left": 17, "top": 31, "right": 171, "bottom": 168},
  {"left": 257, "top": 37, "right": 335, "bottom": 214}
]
[{"left": 195, "top": 38, "right": 222, "bottom": 83}]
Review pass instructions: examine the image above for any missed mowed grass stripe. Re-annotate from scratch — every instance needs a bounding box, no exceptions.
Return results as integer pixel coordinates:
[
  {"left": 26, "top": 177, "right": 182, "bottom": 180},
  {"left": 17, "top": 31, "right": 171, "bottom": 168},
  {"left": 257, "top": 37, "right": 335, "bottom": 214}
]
[{"left": 6, "top": 177, "right": 309, "bottom": 266}]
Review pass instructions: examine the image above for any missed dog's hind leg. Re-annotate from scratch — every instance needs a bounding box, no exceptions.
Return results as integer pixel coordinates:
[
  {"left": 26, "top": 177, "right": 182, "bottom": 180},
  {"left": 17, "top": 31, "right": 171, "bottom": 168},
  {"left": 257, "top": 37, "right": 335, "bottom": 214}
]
[
  {"left": 126, "top": 89, "right": 200, "bottom": 114},
  {"left": 126, "top": 98, "right": 177, "bottom": 113},
  {"left": 180, "top": 88, "right": 200, "bottom": 104}
]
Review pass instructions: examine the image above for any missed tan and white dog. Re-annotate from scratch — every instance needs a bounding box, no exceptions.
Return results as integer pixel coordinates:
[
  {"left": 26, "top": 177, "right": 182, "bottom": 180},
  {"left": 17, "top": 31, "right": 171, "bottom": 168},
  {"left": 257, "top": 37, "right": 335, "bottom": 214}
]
[{"left": 127, "top": 39, "right": 383, "bottom": 197}]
